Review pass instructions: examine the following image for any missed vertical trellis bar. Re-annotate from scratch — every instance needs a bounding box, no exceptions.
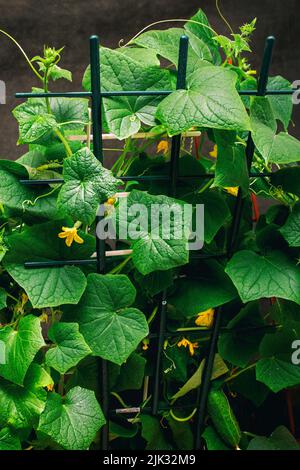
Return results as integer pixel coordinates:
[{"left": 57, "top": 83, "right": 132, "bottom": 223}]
[
  {"left": 194, "top": 36, "right": 275, "bottom": 450},
  {"left": 90, "top": 35, "right": 109, "bottom": 450},
  {"left": 152, "top": 35, "right": 189, "bottom": 415}
]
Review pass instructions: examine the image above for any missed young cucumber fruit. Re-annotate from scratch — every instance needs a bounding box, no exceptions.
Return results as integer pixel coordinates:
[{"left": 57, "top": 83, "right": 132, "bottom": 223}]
[{"left": 207, "top": 388, "right": 241, "bottom": 448}]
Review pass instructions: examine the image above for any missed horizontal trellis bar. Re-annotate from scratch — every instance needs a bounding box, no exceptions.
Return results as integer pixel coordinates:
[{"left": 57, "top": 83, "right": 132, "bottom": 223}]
[
  {"left": 18, "top": 171, "right": 273, "bottom": 186},
  {"left": 15, "top": 88, "right": 297, "bottom": 99},
  {"left": 23, "top": 252, "right": 227, "bottom": 269},
  {"left": 68, "top": 130, "right": 202, "bottom": 141}
]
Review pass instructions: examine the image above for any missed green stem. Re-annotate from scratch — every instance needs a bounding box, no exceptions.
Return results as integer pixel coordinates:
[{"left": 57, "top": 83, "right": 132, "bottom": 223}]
[
  {"left": 110, "top": 392, "right": 129, "bottom": 408},
  {"left": 225, "top": 363, "right": 256, "bottom": 383},
  {"left": 169, "top": 407, "right": 197, "bottom": 422},
  {"left": 0, "top": 30, "right": 43, "bottom": 81},
  {"left": 54, "top": 128, "right": 73, "bottom": 157},
  {"left": 147, "top": 305, "right": 158, "bottom": 325},
  {"left": 108, "top": 255, "right": 132, "bottom": 274}
]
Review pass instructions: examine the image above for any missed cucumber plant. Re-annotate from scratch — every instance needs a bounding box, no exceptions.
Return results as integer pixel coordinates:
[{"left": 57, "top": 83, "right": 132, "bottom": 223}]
[{"left": 0, "top": 5, "right": 300, "bottom": 451}]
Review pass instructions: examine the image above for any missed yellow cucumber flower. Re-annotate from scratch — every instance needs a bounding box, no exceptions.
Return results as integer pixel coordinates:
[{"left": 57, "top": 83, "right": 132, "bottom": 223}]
[
  {"left": 209, "top": 144, "right": 218, "bottom": 159},
  {"left": 156, "top": 140, "right": 169, "bottom": 155},
  {"left": 142, "top": 339, "right": 149, "bottom": 351},
  {"left": 177, "top": 338, "right": 199, "bottom": 356},
  {"left": 195, "top": 308, "right": 215, "bottom": 327},
  {"left": 58, "top": 224, "right": 84, "bottom": 247},
  {"left": 224, "top": 186, "right": 239, "bottom": 197}
]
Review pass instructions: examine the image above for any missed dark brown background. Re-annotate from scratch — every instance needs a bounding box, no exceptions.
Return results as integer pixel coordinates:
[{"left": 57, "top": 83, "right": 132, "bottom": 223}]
[{"left": 0, "top": 0, "right": 299, "bottom": 159}]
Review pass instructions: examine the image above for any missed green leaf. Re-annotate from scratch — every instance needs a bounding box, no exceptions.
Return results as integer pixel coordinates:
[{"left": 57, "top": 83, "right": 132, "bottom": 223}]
[
  {"left": 17, "top": 113, "right": 57, "bottom": 145},
  {"left": 0, "top": 288, "right": 7, "bottom": 310},
  {"left": 83, "top": 47, "right": 172, "bottom": 139},
  {"left": 119, "top": 190, "right": 191, "bottom": 275},
  {"left": 0, "top": 377, "right": 46, "bottom": 429},
  {"left": 13, "top": 93, "right": 89, "bottom": 143},
  {"left": 184, "top": 8, "right": 220, "bottom": 64},
  {"left": 140, "top": 415, "right": 172, "bottom": 450},
  {"left": 0, "top": 427, "right": 22, "bottom": 450},
  {"left": 49, "top": 64, "right": 72, "bottom": 82},
  {"left": 171, "top": 354, "right": 228, "bottom": 400},
  {"left": 214, "top": 131, "right": 249, "bottom": 194},
  {"left": 58, "top": 147, "right": 121, "bottom": 225},
  {"left": 256, "top": 322, "right": 300, "bottom": 392},
  {"left": 156, "top": 66, "right": 250, "bottom": 136},
  {"left": 64, "top": 274, "right": 149, "bottom": 365},
  {"left": 134, "top": 269, "right": 174, "bottom": 296},
  {"left": 109, "top": 353, "right": 146, "bottom": 392},
  {"left": 267, "top": 76, "right": 293, "bottom": 130},
  {"left": 46, "top": 323, "right": 92, "bottom": 374},
  {"left": 250, "top": 96, "right": 300, "bottom": 164},
  {"left": 3, "top": 219, "right": 93, "bottom": 308},
  {"left": 280, "top": 203, "right": 300, "bottom": 247},
  {"left": 194, "top": 190, "right": 231, "bottom": 243},
  {"left": 24, "top": 363, "right": 54, "bottom": 391},
  {"left": 230, "top": 368, "right": 269, "bottom": 407},
  {"left": 38, "top": 386, "right": 105, "bottom": 450},
  {"left": 0, "top": 160, "right": 62, "bottom": 221},
  {"left": 117, "top": 47, "right": 160, "bottom": 67},
  {"left": 271, "top": 167, "right": 300, "bottom": 198},
  {"left": 225, "top": 250, "right": 300, "bottom": 305},
  {"left": 218, "top": 302, "right": 265, "bottom": 368},
  {"left": 167, "top": 417, "right": 193, "bottom": 450},
  {"left": 133, "top": 28, "right": 214, "bottom": 72},
  {"left": 169, "top": 260, "right": 237, "bottom": 318},
  {"left": 248, "top": 426, "right": 300, "bottom": 450},
  {"left": 0, "top": 315, "right": 45, "bottom": 385}
]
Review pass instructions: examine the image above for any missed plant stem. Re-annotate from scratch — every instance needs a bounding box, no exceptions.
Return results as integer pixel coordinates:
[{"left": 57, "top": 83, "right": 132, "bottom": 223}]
[
  {"left": 108, "top": 255, "right": 132, "bottom": 274},
  {"left": 225, "top": 363, "right": 256, "bottom": 383}
]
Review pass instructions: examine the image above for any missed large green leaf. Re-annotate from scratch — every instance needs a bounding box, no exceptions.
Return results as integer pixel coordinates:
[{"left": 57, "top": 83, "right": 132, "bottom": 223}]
[
  {"left": 0, "top": 315, "right": 45, "bottom": 386},
  {"left": 280, "top": 203, "right": 300, "bottom": 247},
  {"left": 46, "top": 323, "right": 92, "bottom": 374},
  {"left": 169, "top": 260, "right": 237, "bottom": 317},
  {"left": 250, "top": 96, "right": 300, "bottom": 164},
  {"left": 248, "top": 426, "right": 300, "bottom": 450},
  {"left": 57, "top": 147, "right": 121, "bottom": 225},
  {"left": 64, "top": 274, "right": 149, "bottom": 365},
  {"left": 171, "top": 354, "right": 228, "bottom": 400},
  {"left": 214, "top": 142, "right": 249, "bottom": 194},
  {"left": 267, "top": 76, "right": 293, "bottom": 130},
  {"left": 140, "top": 415, "right": 172, "bottom": 450},
  {"left": 256, "top": 322, "right": 300, "bottom": 392},
  {"left": 109, "top": 352, "right": 146, "bottom": 392},
  {"left": 117, "top": 190, "right": 191, "bottom": 275},
  {"left": 218, "top": 302, "right": 265, "bottom": 368},
  {"left": 225, "top": 250, "right": 300, "bottom": 304},
  {"left": 0, "top": 160, "right": 62, "bottom": 221},
  {"left": 13, "top": 93, "right": 89, "bottom": 144},
  {"left": 194, "top": 190, "right": 231, "bottom": 243},
  {"left": 3, "top": 219, "right": 93, "bottom": 308},
  {"left": 184, "top": 8, "right": 220, "bottom": 64},
  {"left": 117, "top": 47, "right": 160, "bottom": 67},
  {"left": 156, "top": 65, "right": 250, "bottom": 136},
  {"left": 38, "top": 386, "right": 105, "bottom": 450},
  {"left": 0, "top": 377, "right": 46, "bottom": 429},
  {"left": 0, "top": 427, "right": 21, "bottom": 450},
  {"left": 133, "top": 28, "right": 214, "bottom": 73},
  {"left": 271, "top": 167, "right": 300, "bottom": 198},
  {"left": 82, "top": 47, "right": 172, "bottom": 139}
]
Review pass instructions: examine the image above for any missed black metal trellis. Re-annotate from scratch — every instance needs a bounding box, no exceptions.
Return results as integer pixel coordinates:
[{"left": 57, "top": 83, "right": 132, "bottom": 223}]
[{"left": 15, "top": 34, "right": 296, "bottom": 450}]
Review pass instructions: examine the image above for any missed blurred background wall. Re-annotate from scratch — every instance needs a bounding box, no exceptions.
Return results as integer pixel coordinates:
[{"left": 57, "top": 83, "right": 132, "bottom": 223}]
[{"left": 0, "top": 0, "right": 299, "bottom": 159}]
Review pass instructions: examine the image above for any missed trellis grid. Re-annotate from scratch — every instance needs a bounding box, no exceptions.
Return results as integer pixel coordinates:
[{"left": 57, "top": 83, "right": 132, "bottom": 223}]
[{"left": 15, "top": 33, "right": 296, "bottom": 450}]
